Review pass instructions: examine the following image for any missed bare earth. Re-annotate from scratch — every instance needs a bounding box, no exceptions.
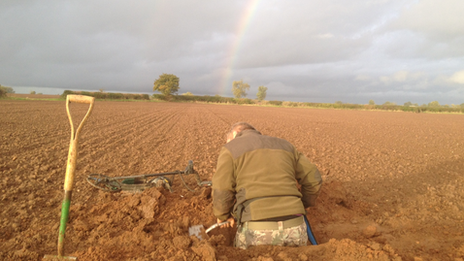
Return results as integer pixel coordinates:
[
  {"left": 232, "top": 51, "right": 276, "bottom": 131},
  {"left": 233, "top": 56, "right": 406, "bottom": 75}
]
[{"left": 1, "top": 100, "right": 463, "bottom": 261}]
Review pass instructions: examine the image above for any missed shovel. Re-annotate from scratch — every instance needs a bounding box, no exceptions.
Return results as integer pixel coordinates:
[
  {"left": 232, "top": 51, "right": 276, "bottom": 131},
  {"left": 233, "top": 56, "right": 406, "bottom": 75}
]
[
  {"left": 189, "top": 221, "right": 230, "bottom": 240},
  {"left": 44, "top": 95, "right": 95, "bottom": 260}
]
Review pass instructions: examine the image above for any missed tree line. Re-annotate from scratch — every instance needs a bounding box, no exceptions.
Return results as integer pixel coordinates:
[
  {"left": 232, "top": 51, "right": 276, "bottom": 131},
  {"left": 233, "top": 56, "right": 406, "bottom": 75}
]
[
  {"left": 60, "top": 90, "right": 150, "bottom": 100},
  {"left": 2, "top": 79, "right": 463, "bottom": 112},
  {"left": 0, "top": 84, "right": 14, "bottom": 98},
  {"left": 153, "top": 74, "right": 268, "bottom": 101},
  {"left": 367, "top": 99, "right": 464, "bottom": 109}
]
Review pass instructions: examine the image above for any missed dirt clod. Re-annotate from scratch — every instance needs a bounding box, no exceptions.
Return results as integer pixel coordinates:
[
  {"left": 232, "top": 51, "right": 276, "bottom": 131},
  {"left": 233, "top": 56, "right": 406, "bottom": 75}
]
[
  {"left": 173, "top": 235, "right": 192, "bottom": 249},
  {"left": 363, "top": 225, "right": 377, "bottom": 238}
]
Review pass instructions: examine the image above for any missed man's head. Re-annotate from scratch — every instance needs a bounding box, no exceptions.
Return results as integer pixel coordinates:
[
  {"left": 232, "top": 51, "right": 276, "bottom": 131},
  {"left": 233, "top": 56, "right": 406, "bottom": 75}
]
[{"left": 226, "top": 122, "right": 256, "bottom": 143}]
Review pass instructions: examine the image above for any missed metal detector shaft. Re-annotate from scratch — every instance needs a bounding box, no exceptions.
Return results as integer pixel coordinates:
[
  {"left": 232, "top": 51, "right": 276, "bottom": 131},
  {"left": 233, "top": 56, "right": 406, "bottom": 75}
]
[
  {"left": 86, "top": 160, "right": 211, "bottom": 193},
  {"left": 114, "top": 170, "right": 187, "bottom": 180},
  {"left": 118, "top": 160, "right": 195, "bottom": 179}
]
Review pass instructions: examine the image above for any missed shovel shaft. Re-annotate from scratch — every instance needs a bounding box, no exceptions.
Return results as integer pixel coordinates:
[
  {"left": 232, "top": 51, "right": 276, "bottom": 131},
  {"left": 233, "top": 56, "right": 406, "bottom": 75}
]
[
  {"left": 58, "top": 191, "right": 72, "bottom": 256},
  {"left": 64, "top": 139, "right": 78, "bottom": 191},
  {"left": 49, "top": 95, "right": 94, "bottom": 259},
  {"left": 205, "top": 221, "right": 230, "bottom": 234}
]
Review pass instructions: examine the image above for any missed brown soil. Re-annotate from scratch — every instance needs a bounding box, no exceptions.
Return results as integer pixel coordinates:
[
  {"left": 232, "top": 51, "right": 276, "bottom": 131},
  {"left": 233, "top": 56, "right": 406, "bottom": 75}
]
[{"left": 1, "top": 100, "right": 463, "bottom": 261}]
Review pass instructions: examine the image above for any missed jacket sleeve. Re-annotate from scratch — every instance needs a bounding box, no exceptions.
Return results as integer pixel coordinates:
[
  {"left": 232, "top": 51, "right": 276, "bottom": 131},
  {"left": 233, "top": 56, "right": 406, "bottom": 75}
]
[
  {"left": 294, "top": 150, "right": 322, "bottom": 208},
  {"left": 212, "top": 147, "right": 236, "bottom": 221}
]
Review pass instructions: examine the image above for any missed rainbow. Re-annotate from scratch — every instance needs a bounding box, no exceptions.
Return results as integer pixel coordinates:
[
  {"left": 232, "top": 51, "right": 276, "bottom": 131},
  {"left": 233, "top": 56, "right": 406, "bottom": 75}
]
[{"left": 217, "top": 0, "right": 261, "bottom": 96}]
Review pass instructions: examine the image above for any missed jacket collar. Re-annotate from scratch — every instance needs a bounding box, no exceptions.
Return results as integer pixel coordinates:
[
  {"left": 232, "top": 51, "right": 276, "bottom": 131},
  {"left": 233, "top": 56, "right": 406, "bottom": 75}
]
[{"left": 235, "top": 129, "right": 262, "bottom": 138}]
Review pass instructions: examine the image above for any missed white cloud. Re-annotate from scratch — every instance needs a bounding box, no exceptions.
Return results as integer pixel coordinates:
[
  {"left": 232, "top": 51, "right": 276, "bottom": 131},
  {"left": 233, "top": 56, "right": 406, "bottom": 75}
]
[
  {"left": 392, "top": 71, "right": 408, "bottom": 82},
  {"left": 384, "top": 0, "right": 464, "bottom": 59},
  {"left": 449, "top": 70, "right": 464, "bottom": 84},
  {"left": 355, "top": 75, "right": 371, "bottom": 81},
  {"left": 316, "top": 33, "right": 334, "bottom": 39},
  {"left": 393, "top": 0, "right": 464, "bottom": 40}
]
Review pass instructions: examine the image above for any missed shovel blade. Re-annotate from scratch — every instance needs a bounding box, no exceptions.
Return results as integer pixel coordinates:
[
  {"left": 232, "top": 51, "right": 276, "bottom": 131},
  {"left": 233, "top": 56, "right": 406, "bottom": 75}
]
[{"left": 188, "top": 225, "right": 205, "bottom": 240}]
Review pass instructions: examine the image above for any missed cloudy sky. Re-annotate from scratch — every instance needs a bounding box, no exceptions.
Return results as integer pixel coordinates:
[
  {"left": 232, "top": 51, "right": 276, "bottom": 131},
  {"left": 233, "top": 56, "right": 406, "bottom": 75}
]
[{"left": 1, "top": 0, "right": 463, "bottom": 105}]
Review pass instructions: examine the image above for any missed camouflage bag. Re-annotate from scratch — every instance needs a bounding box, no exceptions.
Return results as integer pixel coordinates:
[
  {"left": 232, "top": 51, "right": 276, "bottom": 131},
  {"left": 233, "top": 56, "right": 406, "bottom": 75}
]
[{"left": 234, "top": 220, "right": 308, "bottom": 249}]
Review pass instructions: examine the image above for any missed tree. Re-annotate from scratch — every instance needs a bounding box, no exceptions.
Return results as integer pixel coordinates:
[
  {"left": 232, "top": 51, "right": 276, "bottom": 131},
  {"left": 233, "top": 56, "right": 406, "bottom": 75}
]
[
  {"left": 153, "top": 73, "right": 180, "bottom": 96},
  {"left": 383, "top": 101, "right": 396, "bottom": 105},
  {"left": 404, "top": 101, "right": 412, "bottom": 107},
  {"left": 30, "top": 91, "right": 36, "bottom": 94},
  {"left": 368, "top": 100, "right": 375, "bottom": 105},
  {"left": 428, "top": 101, "right": 440, "bottom": 107},
  {"left": 182, "top": 92, "right": 193, "bottom": 96},
  {"left": 0, "top": 87, "right": 6, "bottom": 98},
  {"left": 232, "top": 80, "right": 250, "bottom": 98},
  {"left": 256, "top": 86, "right": 268, "bottom": 101},
  {"left": 0, "top": 85, "right": 14, "bottom": 93}
]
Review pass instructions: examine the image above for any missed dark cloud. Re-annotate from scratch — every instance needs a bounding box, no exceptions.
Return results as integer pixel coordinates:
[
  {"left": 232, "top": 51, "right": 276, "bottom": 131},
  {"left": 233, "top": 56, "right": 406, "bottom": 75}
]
[{"left": 1, "top": 0, "right": 463, "bottom": 105}]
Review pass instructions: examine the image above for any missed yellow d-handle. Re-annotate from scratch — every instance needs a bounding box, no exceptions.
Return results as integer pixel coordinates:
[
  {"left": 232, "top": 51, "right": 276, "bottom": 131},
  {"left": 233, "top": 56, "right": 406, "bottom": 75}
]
[{"left": 64, "top": 95, "right": 95, "bottom": 191}]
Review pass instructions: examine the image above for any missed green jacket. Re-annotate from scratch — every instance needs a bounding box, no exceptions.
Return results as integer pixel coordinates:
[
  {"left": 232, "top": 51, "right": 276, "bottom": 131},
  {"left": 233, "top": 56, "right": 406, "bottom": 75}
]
[{"left": 212, "top": 129, "right": 322, "bottom": 222}]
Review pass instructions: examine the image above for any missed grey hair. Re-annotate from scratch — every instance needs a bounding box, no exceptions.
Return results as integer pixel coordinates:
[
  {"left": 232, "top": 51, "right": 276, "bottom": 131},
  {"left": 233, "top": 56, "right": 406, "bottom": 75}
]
[{"left": 227, "top": 122, "right": 256, "bottom": 139}]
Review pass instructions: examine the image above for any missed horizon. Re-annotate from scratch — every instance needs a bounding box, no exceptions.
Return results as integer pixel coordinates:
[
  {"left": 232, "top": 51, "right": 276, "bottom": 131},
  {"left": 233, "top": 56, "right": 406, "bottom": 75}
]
[{"left": 6, "top": 85, "right": 462, "bottom": 107}]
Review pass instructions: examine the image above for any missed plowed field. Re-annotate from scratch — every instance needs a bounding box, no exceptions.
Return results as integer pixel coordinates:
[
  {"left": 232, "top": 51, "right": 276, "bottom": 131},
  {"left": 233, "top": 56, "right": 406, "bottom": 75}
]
[{"left": 1, "top": 100, "right": 463, "bottom": 261}]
